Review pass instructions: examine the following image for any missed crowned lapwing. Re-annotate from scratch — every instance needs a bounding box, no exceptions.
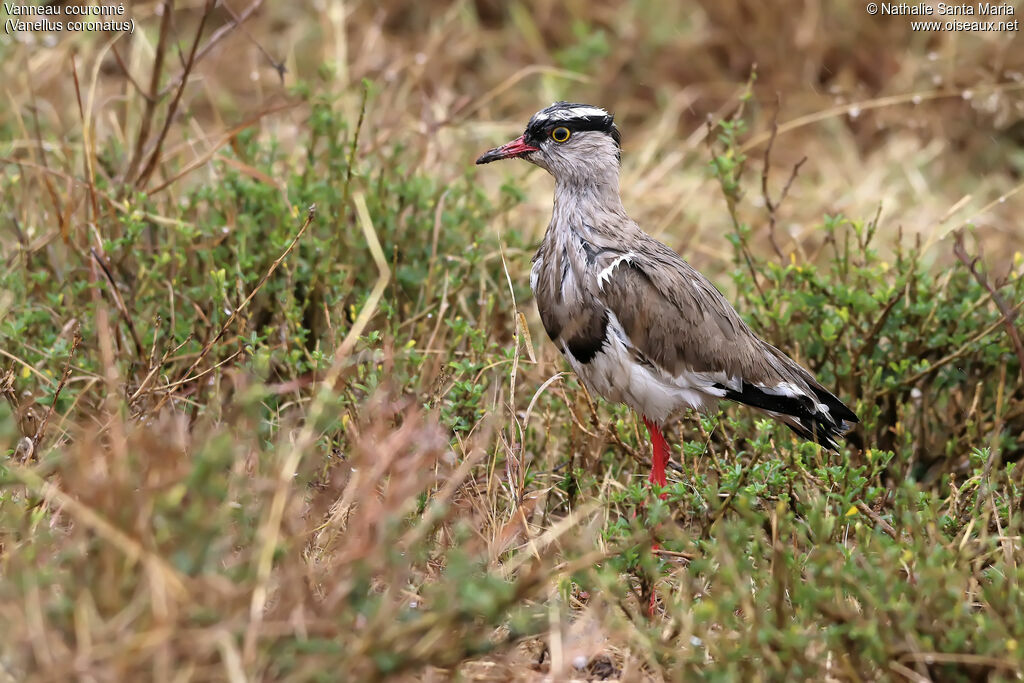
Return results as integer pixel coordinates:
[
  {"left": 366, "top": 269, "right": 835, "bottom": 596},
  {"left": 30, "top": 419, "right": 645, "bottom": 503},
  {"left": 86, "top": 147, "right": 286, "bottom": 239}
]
[{"left": 477, "top": 102, "right": 858, "bottom": 496}]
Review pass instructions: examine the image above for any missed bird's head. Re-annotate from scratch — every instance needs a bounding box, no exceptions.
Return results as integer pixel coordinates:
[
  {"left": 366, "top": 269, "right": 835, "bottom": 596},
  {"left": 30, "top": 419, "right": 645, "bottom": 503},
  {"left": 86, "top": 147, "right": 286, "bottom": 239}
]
[{"left": 475, "top": 102, "right": 621, "bottom": 182}]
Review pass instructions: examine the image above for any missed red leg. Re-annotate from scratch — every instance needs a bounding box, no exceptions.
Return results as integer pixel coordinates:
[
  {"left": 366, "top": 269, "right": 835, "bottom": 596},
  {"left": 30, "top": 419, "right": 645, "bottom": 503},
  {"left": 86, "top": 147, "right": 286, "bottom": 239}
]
[
  {"left": 641, "top": 415, "right": 670, "bottom": 499},
  {"left": 639, "top": 415, "right": 670, "bottom": 617}
]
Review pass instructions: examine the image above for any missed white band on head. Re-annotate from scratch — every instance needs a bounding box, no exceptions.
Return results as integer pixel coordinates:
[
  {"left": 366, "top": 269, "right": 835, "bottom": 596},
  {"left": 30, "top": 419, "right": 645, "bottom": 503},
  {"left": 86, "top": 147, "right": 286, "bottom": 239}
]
[{"left": 534, "top": 105, "right": 610, "bottom": 122}]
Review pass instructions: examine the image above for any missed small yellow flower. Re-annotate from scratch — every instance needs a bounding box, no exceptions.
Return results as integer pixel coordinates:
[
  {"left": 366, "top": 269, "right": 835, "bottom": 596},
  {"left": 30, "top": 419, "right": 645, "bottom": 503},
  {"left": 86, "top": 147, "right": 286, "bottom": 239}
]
[
  {"left": 845, "top": 505, "right": 858, "bottom": 517},
  {"left": 1008, "top": 639, "right": 1018, "bottom": 652},
  {"left": 20, "top": 366, "right": 30, "bottom": 379}
]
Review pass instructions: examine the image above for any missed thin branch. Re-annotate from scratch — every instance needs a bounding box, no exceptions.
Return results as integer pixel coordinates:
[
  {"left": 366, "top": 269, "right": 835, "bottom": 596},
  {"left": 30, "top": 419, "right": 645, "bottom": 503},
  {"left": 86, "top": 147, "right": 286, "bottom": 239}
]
[
  {"left": 761, "top": 97, "right": 807, "bottom": 262},
  {"left": 91, "top": 248, "right": 146, "bottom": 361},
  {"left": 222, "top": 0, "right": 285, "bottom": 83},
  {"left": 111, "top": 44, "right": 153, "bottom": 102},
  {"left": 128, "top": 332, "right": 194, "bottom": 412},
  {"left": 158, "top": 0, "right": 270, "bottom": 98},
  {"left": 852, "top": 283, "right": 906, "bottom": 366},
  {"left": 953, "top": 230, "right": 1024, "bottom": 381},
  {"left": 136, "top": 0, "right": 216, "bottom": 188},
  {"left": 32, "top": 327, "right": 81, "bottom": 454},
  {"left": 124, "top": 0, "right": 175, "bottom": 185},
  {"left": 856, "top": 501, "right": 898, "bottom": 540}
]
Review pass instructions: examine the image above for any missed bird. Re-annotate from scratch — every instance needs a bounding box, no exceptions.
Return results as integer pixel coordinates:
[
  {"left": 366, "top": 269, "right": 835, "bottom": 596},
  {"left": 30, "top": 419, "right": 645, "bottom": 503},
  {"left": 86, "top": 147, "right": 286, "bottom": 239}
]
[{"left": 475, "top": 102, "right": 859, "bottom": 494}]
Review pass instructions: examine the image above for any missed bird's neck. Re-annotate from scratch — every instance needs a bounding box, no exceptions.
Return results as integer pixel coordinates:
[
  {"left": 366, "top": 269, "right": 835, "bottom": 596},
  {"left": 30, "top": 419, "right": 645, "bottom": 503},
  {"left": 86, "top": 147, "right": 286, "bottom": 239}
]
[{"left": 550, "top": 172, "right": 627, "bottom": 232}]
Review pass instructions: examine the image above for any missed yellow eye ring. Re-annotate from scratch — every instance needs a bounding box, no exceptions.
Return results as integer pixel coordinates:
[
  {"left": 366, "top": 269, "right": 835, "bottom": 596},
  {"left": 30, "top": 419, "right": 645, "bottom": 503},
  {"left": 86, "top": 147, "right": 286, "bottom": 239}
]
[{"left": 551, "top": 126, "right": 571, "bottom": 142}]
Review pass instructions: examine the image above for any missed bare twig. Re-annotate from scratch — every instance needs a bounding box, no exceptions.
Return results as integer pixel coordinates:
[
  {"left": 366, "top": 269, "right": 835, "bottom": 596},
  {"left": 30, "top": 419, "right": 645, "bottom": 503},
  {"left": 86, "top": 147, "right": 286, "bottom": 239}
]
[
  {"left": 91, "top": 248, "right": 146, "bottom": 361},
  {"left": 703, "top": 75, "right": 780, "bottom": 339},
  {"left": 222, "top": 0, "right": 285, "bottom": 82},
  {"left": 128, "top": 333, "right": 194, "bottom": 409},
  {"left": 31, "top": 327, "right": 81, "bottom": 454},
  {"left": 855, "top": 501, "right": 898, "bottom": 540},
  {"left": 111, "top": 44, "right": 153, "bottom": 102},
  {"left": 158, "top": 0, "right": 269, "bottom": 97},
  {"left": 651, "top": 548, "right": 695, "bottom": 561},
  {"left": 761, "top": 94, "right": 806, "bottom": 262},
  {"left": 136, "top": 0, "right": 216, "bottom": 188},
  {"left": 852, "top": 284, "right": 906, "bottom": 366},
  {"left": 124, "top": 0, "right": 175, "bottom": 185},
  {"left": 953, "top": 230, "right": 1024, "bottom": 381},
  {"left": 760, "top": 108, "right": 785, "bottom": 261}
]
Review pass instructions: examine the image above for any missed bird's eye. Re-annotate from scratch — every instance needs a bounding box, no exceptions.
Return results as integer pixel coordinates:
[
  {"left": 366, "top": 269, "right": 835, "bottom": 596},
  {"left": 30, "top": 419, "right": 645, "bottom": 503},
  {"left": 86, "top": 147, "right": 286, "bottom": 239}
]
[{"left": 551, "top": 126, "right": 571, "bottom": 142}]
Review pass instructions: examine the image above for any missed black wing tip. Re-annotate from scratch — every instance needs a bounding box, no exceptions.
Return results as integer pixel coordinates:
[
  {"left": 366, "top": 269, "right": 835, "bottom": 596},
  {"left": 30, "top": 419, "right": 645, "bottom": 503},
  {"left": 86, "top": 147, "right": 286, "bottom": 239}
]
[
  {"left": 783, "top": 417, "right": 846, "bottom": 452},
  {"left": 720, "top": 381, "right": 857, "bottom": 451},
  {"left": 809, "top": 384, "right": 859, "bottom": 424}
]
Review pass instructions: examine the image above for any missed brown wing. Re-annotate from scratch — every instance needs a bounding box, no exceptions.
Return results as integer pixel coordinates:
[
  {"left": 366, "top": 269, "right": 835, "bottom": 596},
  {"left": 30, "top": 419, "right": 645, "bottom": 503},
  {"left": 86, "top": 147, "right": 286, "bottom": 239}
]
[{"left": 596, "top": 238, "right": 779, "bottom": 384}]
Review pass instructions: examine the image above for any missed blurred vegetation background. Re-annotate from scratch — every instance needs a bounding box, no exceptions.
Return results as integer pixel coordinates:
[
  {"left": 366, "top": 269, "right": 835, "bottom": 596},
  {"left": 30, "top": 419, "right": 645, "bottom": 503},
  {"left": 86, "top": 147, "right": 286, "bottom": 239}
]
[{"left": 1, "top": 0, "right": 1024, "bottom": 680}]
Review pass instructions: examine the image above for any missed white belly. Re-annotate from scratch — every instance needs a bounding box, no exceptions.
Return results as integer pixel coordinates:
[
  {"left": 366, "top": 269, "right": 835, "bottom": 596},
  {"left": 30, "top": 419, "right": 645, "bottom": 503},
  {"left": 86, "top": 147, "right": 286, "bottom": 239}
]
[{"left": 562, "top": 312, "right": 725, "bottom": 423}]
